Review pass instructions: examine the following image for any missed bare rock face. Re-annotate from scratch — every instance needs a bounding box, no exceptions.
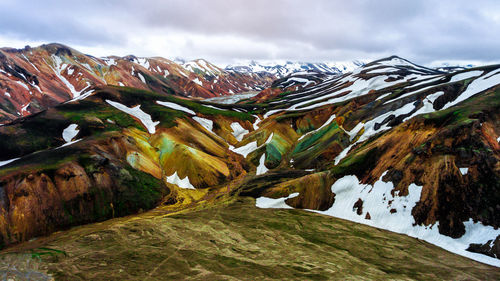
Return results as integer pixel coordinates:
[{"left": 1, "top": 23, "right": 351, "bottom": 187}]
[
  {"left": 0, "top": 154, "right": 167, "bottom": 247},
  {"left": 467, "top": 235, "right": 500, "bottom": 260}
]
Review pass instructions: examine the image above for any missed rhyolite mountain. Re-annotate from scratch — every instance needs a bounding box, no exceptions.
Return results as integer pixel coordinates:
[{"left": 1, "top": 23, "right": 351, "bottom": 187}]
[
  {"left": 1, "top": 51, "right": 500, "bottom": 279},
  {"left": 0, "top": 43, "right": 365, "bottom": 125},
  {"left": 0, "top": 43, "right": 275, "bottom": 123}
]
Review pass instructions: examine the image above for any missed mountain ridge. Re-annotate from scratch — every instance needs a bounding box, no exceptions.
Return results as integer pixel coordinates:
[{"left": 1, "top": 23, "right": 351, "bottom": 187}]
[{"left": 0, "top": 44, "right": 500, "bottom": 274}]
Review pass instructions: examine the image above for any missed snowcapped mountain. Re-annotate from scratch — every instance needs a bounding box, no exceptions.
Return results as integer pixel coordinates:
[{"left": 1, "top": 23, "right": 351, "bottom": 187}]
[{"left": 226, "top": 60, "right": 365, "bottom": 77}]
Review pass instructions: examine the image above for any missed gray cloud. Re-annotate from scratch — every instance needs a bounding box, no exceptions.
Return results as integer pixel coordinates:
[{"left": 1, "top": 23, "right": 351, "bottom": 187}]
[{"left": 0, "top": 0, "right": 499, "bottom": 65}]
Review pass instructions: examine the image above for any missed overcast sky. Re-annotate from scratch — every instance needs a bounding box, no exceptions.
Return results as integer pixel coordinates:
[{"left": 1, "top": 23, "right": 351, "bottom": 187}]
[{"left": 0, "top": 0, "right": 499, "bottom": 66}]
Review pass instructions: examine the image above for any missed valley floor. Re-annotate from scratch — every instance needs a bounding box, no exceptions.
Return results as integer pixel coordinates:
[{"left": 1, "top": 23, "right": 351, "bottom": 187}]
[{"left": 1, "top": 197, "right": 499, "bottom": 280}]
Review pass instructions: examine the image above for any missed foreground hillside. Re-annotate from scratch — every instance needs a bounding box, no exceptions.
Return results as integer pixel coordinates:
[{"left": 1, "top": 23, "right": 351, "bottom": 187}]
[
  {"left": 0, "top": 55, "right": 500, "bottom": 278},
  {"left": 2, "top": 198, "right": 498, "bottom": 280}
]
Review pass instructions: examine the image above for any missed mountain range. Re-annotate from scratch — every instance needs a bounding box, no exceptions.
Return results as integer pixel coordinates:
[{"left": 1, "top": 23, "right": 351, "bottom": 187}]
[
  {"left": 225, "top": 60, "right": 365, "bottom": 76},
  {"left": 0, "top": 44, "right": 499, "bottom": 279},
  {"left": 0, "top": 44, "right": 368, "bottom": 125}
]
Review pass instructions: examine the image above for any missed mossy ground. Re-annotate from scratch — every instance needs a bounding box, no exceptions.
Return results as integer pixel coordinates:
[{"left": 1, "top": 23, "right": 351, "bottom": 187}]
[{"left": 1, "top": 197, "right": 498, "bottom": 280}]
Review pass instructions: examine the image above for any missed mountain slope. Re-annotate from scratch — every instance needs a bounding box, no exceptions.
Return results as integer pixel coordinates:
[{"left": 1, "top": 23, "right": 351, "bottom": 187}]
[
  {"left": 2, "top": 198, "right": 499, "bottom": 280},
  {"left": 0, "top": 43, "right": 273, "bottom": 123},
  {"left": 226, "top": 60, "right": 365, "bottom": 77},
  {"left": 0, "top": 55, "right": 500, "bottom": 273}
]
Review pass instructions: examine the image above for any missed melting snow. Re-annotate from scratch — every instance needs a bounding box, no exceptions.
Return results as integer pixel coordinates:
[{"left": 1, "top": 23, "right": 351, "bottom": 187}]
[
  {"left": 166, "top": 171, "right": 195, "bottom": 189},
  {"left": 345, "top": 122, "right": 365, "bottom": 141},
  {"left": 256, "top": 154, "right": 268, "bottom": 175},
  {"left": 0, "top": 158, "right": 20, "bottom": 167},
  {"left": 15, "top": 81, "right": 29, "bottom": 91},
  {"left": 57, "top": 139, "right": 82, "bottom": 148},
  {"left": 443, "top": 69, "right": 500, "bottom": 109},
  {"left": 66, "top": 88, "right": 94, "bottom": 103},
  {"left": 62, "top": 124, "right": 79, "bottom": 142},
  {"left": 230, "top": 133, "right": 273, "bottom": 158},
  {"left": 229, "top": 141, "right": 258, "bottom": 158},
  {"left": 156, "top": 101, "right": 195, "bottom": 115},
  {"left": 449, "top": 70, "right": 483, "bottom": 83},
  {"left": 136, "top": 58, "right": 150, "bottom": 70},
  {"left": 288, "top": 74, "right": 415, "bottom": 111},
  {"left": 230, "top": 122, "right": 249, "bottom": 141},
  {"left": 256, "top": 172, "right": 500, "bottom": 267},
  {"left": 253, "top": 116, "right": 262, "bottom": 130},
  {"left": 138, "top": 73, "right": 146, "bottom": 84},
  {"left": 286, "top": 77, "right": 311, "bottom": 84},
  {"left": 334, "top": 143, "right": 355, "bottom": 165},
  {"left": 256, "top": 193, "right": 299, "bottom": 209},
  {"left": 20, "top": 103, "right": 30, "bottom": 113},
  {"left": 47, "top": 56, "right": 84, "bottom": 98},
  {"left": 106, "top": 100, "right": 159, "bottom": 134},
  {"left": 203, "top": 104, "right": 228, "bottom": 111},
  {"left": 192, "top": 116, "right": 214, "bottom": 133},
  {"left": 402, "top": 91, "right": 444, "bottom": 122},
  {"left": 193, "top": 78, "right": 203, "bottom": 86},
  {"left": 22, "top": 54, "right": 40, "bottom": 72},
  {"left": 298, "top": 115, "right": 336, "bottom": 141}
]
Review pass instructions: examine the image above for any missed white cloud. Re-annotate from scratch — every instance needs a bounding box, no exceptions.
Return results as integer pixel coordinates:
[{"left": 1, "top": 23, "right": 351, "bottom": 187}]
[{"left": 0, "top": 0, "right": 499, "bottom": 66}]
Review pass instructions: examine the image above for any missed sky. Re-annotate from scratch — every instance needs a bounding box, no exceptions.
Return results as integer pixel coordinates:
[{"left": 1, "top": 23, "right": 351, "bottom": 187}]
[{"left": 0, "top": 0, "right": 499, "bottom": 67}]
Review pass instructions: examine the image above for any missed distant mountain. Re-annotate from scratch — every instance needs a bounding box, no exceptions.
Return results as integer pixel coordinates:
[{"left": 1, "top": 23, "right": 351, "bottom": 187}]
[
  {"left": 225, "top": 60, "right": 365, "bottom": 77},
  {"left": 0, "top": 43, "right": 274, "bottom": 123}
]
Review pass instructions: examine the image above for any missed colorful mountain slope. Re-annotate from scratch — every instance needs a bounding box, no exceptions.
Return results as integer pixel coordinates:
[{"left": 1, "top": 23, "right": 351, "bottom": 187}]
[
  {"left": 238, "top": 56, "right": 500, "bottom": 265},
  {"left": 1, "top": 55, "right": 500, "bottom": 271},
  {"left": 0, "top": 43, "right": 274, "bottom": 124}
]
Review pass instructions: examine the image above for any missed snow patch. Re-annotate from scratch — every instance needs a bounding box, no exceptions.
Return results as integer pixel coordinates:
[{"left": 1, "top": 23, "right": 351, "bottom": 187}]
[
  {"left": 443, "top": 70, "right": 500, "bottom": 109},
  {"left": 192, "top": 117, "right": 214, "bottom": 133},
  {"left": 229, "top": 141, "right": 258, "bottom": 158},
  {"left": 256, "top": 193, "right": 299, "bottom": 209},
  {"left": 298, "top": 114, "right": 336, "bottom": 141},
  {"left": 230, "top": 122, "right": 249, "bottom": 141},
  {"left": 62, "top": 124, "right": 79, "bottom": 142},
  {"left": 256, "top": 154, "right": 268, "bottom": 175},
  {"left": 0, "top": 158, "right": 20, "bottom": 167},
  {"left": 166, "top": 171, "right": 195, "bottom": 189},
  {"left": 256, "top": 172, "right": 500, "bottom": 267},
  {"left": 47, "top": 56, "right": 84, "bottom": 98},
  {"left": 106, "top": 100, "right": 159, "bottom": 134},
  {"left": 15, "top": 81, "right": 29, "bottom": 91},
  {"left": 156, "top": 101, "right": 195, "bottom": 115},
  {"left": 192, "top": 78, "right": 203, "bottom": 86},
  {"left": 137, "top": 73, "right": 146, "bottom": 84},
  {"left": 20, "top": 103, "right": 30, "bottom": 113},
  {"left": 449, "top": 71, "right": 483, "bottom": 83}
]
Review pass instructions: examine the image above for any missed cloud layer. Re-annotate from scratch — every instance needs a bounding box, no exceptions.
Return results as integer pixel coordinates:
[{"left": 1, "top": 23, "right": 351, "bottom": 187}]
[{"left": 0, "top": 0, "right": 499, "bottom": 65}]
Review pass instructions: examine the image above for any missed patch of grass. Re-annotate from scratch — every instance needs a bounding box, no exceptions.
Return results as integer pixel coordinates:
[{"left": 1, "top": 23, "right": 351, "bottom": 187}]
[
  {"left": 13, "top": 198, "right": 498, "bottom": 280},
  {"left": 114, "top": 166, "right": 167, "bottom": 216}
]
